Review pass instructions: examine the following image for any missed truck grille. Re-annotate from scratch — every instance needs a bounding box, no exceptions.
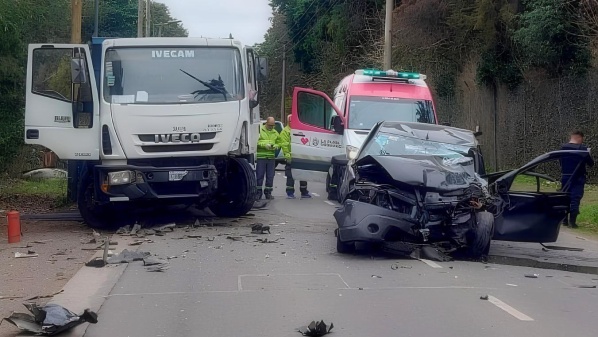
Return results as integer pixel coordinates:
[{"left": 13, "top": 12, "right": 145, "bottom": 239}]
[
  {"left": 141, "top": 144, "right": 213, "bottom": 153},
  {"left": 138, "top": 133, "right": 216, "bottom": 142}
]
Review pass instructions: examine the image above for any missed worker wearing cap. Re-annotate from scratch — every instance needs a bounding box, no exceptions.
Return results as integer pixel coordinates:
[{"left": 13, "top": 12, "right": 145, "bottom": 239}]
[
  {"left": 256, "top": 117, "right": 280, "bottom": 200},
  {"left": 277, "top": 114, "right": 311, "bottom": 199}
]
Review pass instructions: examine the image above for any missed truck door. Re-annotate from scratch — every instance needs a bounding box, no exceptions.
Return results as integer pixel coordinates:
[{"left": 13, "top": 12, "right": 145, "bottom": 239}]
[
  {"left": 25, "top": 44, "right": 100, "bottom": 160},
  {"left": 290, "top": 87, "right": 345, "bottom": 183}
]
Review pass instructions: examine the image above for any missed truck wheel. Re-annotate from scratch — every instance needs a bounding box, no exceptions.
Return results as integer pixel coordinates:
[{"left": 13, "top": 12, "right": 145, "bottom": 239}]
[
  {"left": 337, "top": 235, "right": 355, "bottom": 254},
  {"left": 468, "top": 211, "right": 494, "bottom": 258},
  {"left": 77, "top": 175, "right": 113, "bottom": 229},
  {"left": 209, "top": 158, "right": 256, "bottom": 217}
]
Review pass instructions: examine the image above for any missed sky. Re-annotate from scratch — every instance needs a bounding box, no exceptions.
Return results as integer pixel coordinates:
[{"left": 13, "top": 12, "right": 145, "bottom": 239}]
[{"left": 154, "top": 0, "right": 273, "bottom": 45}]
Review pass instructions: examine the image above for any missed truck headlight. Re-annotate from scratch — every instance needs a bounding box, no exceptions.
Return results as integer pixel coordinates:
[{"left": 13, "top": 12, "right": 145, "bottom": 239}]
[
  {"left": 346, "top": 145, "right": 359, "bottom": 160},
  {"left": 108, "top": 171, "right": 135, "bottom": 185}
]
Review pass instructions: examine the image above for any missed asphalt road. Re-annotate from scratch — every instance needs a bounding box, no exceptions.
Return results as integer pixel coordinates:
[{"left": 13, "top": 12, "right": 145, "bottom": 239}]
[{"left": 73, "top": 174, "right": 598, "bottom": 337}]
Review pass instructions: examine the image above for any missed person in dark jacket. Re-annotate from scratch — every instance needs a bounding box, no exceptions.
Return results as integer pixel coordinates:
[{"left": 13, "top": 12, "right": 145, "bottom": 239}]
[{"left": 560, "top": 130, "right": 594, "bottom": 228}]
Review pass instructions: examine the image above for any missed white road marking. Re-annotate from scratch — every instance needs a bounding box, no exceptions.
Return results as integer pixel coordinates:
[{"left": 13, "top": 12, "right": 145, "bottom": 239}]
[
  {"left": 324, "top": 201, "right": 335, "bottom": 206},
  {"left": 311, "top": 192, "right": 320, "bottom": 197},
  {"left": 487, "top": 295, "right": 534, "bottom": 321},
  {"left": 418, "top": 259, "right": 443, "bottom": 268}
]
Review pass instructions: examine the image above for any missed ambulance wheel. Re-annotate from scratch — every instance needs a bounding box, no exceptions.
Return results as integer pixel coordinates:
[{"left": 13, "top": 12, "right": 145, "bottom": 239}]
[
  {"left": 77, "top": 175, "right": 113, "bottom": 229},
  {"left": 326, "top": 173, "right": 338, "bottom": 201},
  {"left": 210, "top": 158, "right": 257, "bottom": 217}
]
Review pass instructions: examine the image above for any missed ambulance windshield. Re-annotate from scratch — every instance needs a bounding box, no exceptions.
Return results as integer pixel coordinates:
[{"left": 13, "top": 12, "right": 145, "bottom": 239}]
[
  {"left": 103, "top": 47, "right": 245, "bottom": 104},
  {"left": 348, "top": 96, "right": 436, "bottom": 130}
]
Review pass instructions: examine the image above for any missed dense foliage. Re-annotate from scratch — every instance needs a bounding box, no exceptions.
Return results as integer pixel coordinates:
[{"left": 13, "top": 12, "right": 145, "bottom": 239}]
[{"left": 0, "top": 0, "right": 186, "bottom": 171}]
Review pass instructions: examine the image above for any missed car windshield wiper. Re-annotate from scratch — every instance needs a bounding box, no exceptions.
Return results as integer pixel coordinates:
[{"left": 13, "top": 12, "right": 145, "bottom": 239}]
[{"left": 179, "top": 69, "right": 228, "bottom": 101}]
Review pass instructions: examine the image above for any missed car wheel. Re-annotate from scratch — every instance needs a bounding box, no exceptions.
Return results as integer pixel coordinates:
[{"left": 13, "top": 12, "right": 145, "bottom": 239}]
[
  {"left": 468, "top": 211, "right": 494, "bottom": 258},
  {"left": 336, "top": 235, "right": 355, "bottom": 254}
]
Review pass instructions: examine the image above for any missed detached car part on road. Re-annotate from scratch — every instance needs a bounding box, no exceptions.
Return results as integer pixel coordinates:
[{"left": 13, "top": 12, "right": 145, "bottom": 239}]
[{"left": 333, "top": 121, "right": 590, "bottom": 258}]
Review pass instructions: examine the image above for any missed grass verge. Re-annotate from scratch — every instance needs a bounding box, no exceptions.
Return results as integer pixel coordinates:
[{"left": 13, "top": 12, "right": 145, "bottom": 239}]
[{"left": 0, "top": 178, "right": 72, "bottom": 212}]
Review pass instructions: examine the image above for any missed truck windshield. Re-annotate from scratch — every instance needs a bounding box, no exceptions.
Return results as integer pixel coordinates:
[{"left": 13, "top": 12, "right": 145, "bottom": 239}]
[
  {"left": 103, "top": 47, "right": 244, "bottom": 104},
  {"left": 348, "top": 96, "right": 436, "bottom": 130}
]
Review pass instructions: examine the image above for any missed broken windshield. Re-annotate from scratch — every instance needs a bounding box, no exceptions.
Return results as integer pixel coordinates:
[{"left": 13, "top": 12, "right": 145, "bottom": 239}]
[
  {"left": 103, "top": 47, "right": 244, "bottom": 104},
  {"left": 360, "top": 132, "right": 471, "bottom": 161}
]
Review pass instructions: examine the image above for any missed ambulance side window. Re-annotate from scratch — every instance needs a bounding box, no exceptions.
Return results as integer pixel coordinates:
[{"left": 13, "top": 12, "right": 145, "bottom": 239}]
[{"left": 297, "top": 92, "right": 335, "bottom": 130}]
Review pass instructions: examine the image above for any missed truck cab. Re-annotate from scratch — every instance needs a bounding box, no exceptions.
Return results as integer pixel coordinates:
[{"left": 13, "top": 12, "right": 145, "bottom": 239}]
[
  {"left": 24, "top": 38, "right": 268, "bottom": 227},
  {"left": 289, "top": 69, "right": 439, "bottom": 200}
]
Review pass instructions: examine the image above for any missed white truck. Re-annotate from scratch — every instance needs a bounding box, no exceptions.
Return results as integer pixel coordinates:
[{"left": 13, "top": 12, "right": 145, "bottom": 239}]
[{"left": 24, "top": 37, "right": 268, "bottom": 228}]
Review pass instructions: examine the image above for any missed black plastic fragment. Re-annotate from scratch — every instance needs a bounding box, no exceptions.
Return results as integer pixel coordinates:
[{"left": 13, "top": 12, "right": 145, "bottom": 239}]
[{"left": 298, "top": 320, "right": 334, "bottom": 336}]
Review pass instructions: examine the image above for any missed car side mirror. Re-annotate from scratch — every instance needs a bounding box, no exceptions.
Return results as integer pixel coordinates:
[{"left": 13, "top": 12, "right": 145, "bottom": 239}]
[
  {"left": 332, "top": 115, "right": 344, "bottom": 134},
  {"left": 257, "top": 57, "right": 268, "bottom": 81},
  {"left": 71, "top": 58, "right": 87, "bottom": 84}
]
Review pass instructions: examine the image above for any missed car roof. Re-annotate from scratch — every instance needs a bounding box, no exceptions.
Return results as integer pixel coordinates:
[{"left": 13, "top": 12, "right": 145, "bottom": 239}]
[{"left": 376, "top": 121, "right": 478, "bottom": 147}]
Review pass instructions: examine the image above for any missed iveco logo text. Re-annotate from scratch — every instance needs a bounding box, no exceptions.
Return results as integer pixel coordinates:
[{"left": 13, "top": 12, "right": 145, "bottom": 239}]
[
  {"left": 154, "top": 133, "right": 201, "bottom": 143},
  {"left": 152, "top": 50, "right": 195, "bottom": 58}
]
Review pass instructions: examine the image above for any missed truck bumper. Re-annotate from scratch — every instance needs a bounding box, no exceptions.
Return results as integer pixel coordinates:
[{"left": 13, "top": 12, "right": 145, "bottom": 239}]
[{"left": 94, "top": 164, "right": 218, "bottom": 202}]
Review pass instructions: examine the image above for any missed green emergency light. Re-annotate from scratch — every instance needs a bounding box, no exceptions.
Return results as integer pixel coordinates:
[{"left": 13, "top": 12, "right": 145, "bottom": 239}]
[{"left": 357, "top": 69, "right": 426, "bottom": 80}]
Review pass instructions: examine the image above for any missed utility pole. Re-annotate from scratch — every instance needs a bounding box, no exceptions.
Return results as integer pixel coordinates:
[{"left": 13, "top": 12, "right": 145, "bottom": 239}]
[
  {"left": 93, "top": 0, "right": 99, "bottom": 37},
  {"left": 137, "top": 0, "right": 144, "bottom": 37},
  {"left": 383, "top": 0, "right": 393, "bottom": 69},
  {"left": 71, "top": 0, "right": 82, "bottom": 43},
  {"left": 280, "top": 45, "right": 286, "bottom": 124},
  {"left": 145, "top": 0, "right": 152, "bottom": 37}
]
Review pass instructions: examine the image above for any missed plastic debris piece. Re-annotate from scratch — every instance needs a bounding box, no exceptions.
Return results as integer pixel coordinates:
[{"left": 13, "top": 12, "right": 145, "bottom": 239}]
[
  {"left": 391, "top": 263, "right": 412, "bottom": 270},
  {"left": 506, "top": 284, "right": 518, "bottom": 287},
  {"left": 115, "top": 225, "right": 131, "bottom": 235},
  {"left": 3, "top": 303, "right": 97, "bottom": 335},
  {"left": 187, "top": 234, "right": 202, "bottom": 238},
  {"left": 480, "top": 295, "right": 489, "bottom": 300},
  {"left": 155, "top": 223, "right": 176, "bottom": 232},
  {"left": 106, "top": 249, "right": 150, "bottom": 264},
  {"left": 143, "top": 256, "right": 168, "bottom": 266},
  {"left": 371, "top": 275, "right": 382, "bottom": 278},
  {"left": 15, "top": 252, "right": 39, "bottom": 258},
  {"left": 227, "top": 236, "right": 243, "bottom": 242},
  {"left": 298, "top": 320, "right": 334, "bottom": 336},
  {"left": 145, "top": 264, "right": 170, "bottom": 272},
  {"left": 524, "top": 274, "right": 539, "bottom": 278},
  {"left": 575, "top": 285, "right": 597, "bottom": 288},
  {"left": 261, "top": 225, "right": 271, "bottom": 234},
  {"left": 251, "top": 223, "right": 264, "bottom": 233},
  {"left": 129, "top": 240, "right": 144, "bottom": 246}
]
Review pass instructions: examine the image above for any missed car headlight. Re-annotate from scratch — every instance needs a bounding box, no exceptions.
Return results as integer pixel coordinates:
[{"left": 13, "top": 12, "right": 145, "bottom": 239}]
[
  {"left": 346, "top": 145, "right": 359, "bottom": 160},
  {"left": 108, "top": 171, "right": 135, "bottom": 185}
]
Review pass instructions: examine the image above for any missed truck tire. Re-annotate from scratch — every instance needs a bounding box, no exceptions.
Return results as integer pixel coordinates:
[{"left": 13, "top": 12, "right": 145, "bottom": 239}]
[
  {"left": 468, "top": 211, "right": 494, "bottom": 258},
  {"left": 77, "top": 174, "right": 113, "bottom": 229},
  {"left": 209, "top": 158, "right": 256, "bottom": 217}
]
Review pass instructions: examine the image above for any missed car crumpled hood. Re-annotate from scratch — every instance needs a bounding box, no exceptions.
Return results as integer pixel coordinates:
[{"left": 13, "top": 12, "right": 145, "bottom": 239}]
[{"left": 355, "top": 155, "right": 487, "bottom": 192}]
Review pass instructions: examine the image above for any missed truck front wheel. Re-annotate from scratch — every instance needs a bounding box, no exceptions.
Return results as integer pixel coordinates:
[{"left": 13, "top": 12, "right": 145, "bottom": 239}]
[
  {"left": 77, "top": 175, "right": 114, "bottom": 229},
  {"left": 209, "top": 158, "right": 257, "bottom": 217}
]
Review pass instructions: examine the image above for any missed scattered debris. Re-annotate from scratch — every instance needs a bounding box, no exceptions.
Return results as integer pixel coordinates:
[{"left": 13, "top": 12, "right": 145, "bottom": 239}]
[
  {"left": 506, "top": 283, "right": 518, "bottom": 287},
  {"left": 298, "top": 320, "right": 334, "bottom": 337},
  {"left": 525, "top": 274, "right": 539, "bottom": 278},
  {"left": 3, "top": 303, "right": 98, "bottom": 335},
  {"left": 129, "top": 240, "right": 144, "bottom": 246},
  {"left": 115, "top": 225, "right": 131, "bottom": 235},
  {"left": 85, "top": 258, "right": 106, "bottom": 268},
  {"left": 155, "top": 223, "right": 176, "bottom": 232},
  {"left": 0, "top": 295, "right": 23, "bottom": 300},
  {"left": 145, "top": 264, "right": 170, "bottom": 272},
  {"left": 15, "top": 251, "right": 39, "bottom": 258},
  {"left": 25, "top": 290, "right": 64, "bottom": 301},
  {"left": 106, "top": 249, "right": 150, "bottom": 264},
  {"left": 574, "top": 285, "right": 597, "bottom": 289},
  {"left": 371, "top": 275, "right": 382, "bottom": 278},
  {"left": 226, "top": 236, "right": 244, "bottom": 242},
  {"left": 480, "top": 295, "right": 489, "bottom": 300},
  {"left": 143, "top": 256, "right": 168, "bottom": 266},
  {"left": 391, "top": 263, "right": 412, "bottom": 270},
  {"left": 256, "top": 238, "right": 279, "bottom": 244},
  {"left": 187, "top": 234, "right": 202, "bottom": 238},
  {"left": 207, "top": 237, "right": 215, "bottom": 241},
  {"left": 540, "top": 243, "right": 584, "bottom": 252},
  {"left": 261, "top": 225, "right": 271, "bottom": 234},
  {"left": 32, "top": 240, "right": 52, "bottom": 244}
]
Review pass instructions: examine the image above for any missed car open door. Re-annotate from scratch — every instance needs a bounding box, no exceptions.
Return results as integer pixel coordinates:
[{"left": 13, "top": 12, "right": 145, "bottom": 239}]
[
  {"left": 290, "top": 87, "right": 345, "bottom": 183},
  {"left": 25, "top": 44, "right": 100, "bottom": 160},
  {"left": 492, "top": 150, "right": 591, "bottom": 243}
]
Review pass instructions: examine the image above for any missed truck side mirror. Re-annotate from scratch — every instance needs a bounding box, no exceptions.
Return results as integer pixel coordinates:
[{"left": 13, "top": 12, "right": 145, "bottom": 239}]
[
  {"left": 257, "top": 57, "right": 268, "bottom": 81},
  {"left": 71, "top": 58, "right": 88, "bottom": 84},
  {"left": 332, "top": 115, "right": 344, "bottom": 134}
]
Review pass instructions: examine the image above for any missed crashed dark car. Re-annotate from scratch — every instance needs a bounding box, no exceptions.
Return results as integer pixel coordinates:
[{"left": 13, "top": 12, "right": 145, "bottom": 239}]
[{"left": 333, "top": 121, "right": 591, "bottom": 258}]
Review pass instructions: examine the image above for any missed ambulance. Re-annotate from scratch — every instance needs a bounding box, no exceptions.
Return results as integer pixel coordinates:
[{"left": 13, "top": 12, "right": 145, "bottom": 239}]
[{"left": 288, "top": 69, "right": 439, "bottom": 200}]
